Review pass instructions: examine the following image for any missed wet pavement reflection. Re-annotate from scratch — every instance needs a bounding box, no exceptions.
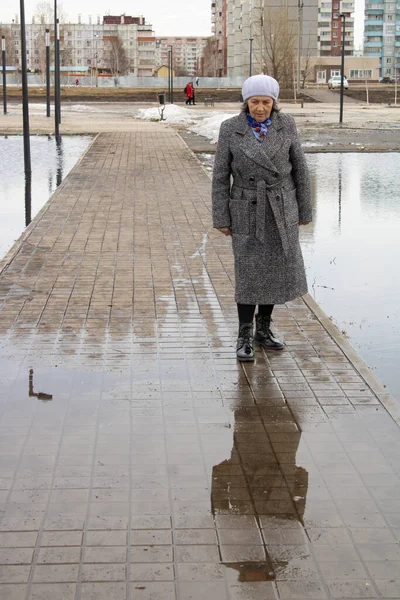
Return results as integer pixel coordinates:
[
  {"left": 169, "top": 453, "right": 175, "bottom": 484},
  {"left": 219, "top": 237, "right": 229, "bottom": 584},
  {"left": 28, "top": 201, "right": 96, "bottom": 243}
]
[
  {"left": 0, "top": 135, "right": 92, "bottom": 260},
  {"left": 0, "top": 132, "right": 400, "bottom": 599},
  {"left": 200, "top": 151, "right": 400, "bottom": 403}
]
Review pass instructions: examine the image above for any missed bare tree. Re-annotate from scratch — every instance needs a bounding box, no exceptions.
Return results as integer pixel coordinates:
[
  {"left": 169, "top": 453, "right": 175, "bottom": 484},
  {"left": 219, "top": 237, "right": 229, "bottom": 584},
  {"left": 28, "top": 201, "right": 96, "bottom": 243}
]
[
  {"left": 201, "top": 37, "right": 218, "bottom": 77},
  {"left": 174, "top": 65, "right": 189, "bottom": 77},
  {"left": 34, "top": 1, "right": 67, "bottom": 25},
  {"left": 262, "top": 8, "right": 297, "bottom": 88},
  {"left": 106, "top": 37, "right": 130, "bottom": 75},
  {"left": 301, "top": 41, "right": 320, "bottom": 88}
]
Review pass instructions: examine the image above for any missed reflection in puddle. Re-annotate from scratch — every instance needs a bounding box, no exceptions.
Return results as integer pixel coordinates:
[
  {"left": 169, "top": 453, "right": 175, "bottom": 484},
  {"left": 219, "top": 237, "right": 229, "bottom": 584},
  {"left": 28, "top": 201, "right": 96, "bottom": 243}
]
[
  {"left": 199, "top": 151, "right": 400, "bottom": 402},
  {"left": 0, "top": 134, "right": 92, "bottom": 259},
  {"left": 28, "top": 369, "right": 53, "bottom": 402}
]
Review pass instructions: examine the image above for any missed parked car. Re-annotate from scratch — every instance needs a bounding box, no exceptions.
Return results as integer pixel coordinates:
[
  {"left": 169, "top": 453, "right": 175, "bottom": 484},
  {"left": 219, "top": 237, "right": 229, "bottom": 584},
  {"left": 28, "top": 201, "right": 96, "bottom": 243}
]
[
  {"left": 380, "top": 76, "right": 395, "bottom": 84},
  {"left": 328, "top": 75, "right": 349, "bottom": 90}
]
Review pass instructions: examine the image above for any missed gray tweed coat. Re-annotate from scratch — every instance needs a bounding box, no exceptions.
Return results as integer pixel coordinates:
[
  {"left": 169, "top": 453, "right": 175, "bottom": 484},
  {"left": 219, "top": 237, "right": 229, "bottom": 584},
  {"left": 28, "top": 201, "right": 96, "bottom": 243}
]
[{"left": 212, "top": 111, "right": 312, "bottom": 305}]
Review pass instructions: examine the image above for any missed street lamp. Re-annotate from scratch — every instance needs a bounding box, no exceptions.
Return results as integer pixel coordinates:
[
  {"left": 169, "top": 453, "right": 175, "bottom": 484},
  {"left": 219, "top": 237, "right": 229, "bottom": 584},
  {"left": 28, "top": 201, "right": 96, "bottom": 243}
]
[
  {"left": 339, "top": 12, "right": 346, "bottom": 124},
  {"left": 168, "top": 44, "right": 174, "bottom": 104},
  {"left": 19, "top": 0, "right": 31, "bottom": 175},
  {"left": 249, "top": 38, "right": 253, "bottom": 77},
  {"left": 46, "top": 28, "right": 50, "bottom": 117},
  {"left": 2, "top": 35, "right": 7, "bottom": 115},
  {"left": 94, "top": 32, "right": 99, "bottom": 87},
  {"left": 297, "top": 0, "right": 303, "bottom": 95}
]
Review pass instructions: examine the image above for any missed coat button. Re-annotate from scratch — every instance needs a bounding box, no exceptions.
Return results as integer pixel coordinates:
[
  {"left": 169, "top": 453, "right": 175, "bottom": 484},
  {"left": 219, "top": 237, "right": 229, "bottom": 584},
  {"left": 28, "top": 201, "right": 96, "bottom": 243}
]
[
  {"left": 276, "top": 195, "right": 280, "bottom": 201},
  {"left": 273, "top": 173, "right": 279, "bottom": 178},
  {"left": 251, "top": 200, "right": 257, "bottom": 205},
  {"left": 249, "top": 176, "right": 255, "bottom": 182}
]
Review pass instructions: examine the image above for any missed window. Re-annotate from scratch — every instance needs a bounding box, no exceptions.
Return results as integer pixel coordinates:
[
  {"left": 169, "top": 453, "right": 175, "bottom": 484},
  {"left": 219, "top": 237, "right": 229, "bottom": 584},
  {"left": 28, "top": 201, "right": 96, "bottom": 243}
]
[
  {"left": 349, "top": 69, "right": 372, "bottom": 78},
  {"left": 331, "top": 69, "right": 341, "bottom": 76},
  {"left": 333, "top": 21, "right": 338, "bottom": 27},
  {"left": 333, "top": 32, "right": 338, "bottom": 37},
  {"left": 386, "top": 57, "right": 392, "bottom": 63},
  {"left": 333, "top": 41, "right": 337, "bottom": 46}
]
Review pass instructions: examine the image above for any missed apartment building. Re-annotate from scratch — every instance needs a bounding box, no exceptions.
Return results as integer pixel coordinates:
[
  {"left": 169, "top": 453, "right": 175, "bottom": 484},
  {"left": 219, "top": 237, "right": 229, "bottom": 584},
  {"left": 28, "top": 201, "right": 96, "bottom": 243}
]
[
  {"left": 364, "top": 0, "right": 400, "bottom": 78},
  {"left": 211, "top": 0, "right": 228, "bottom": 75},
  {"left": 226, "top": 0, "right": 318, "bottom": 77},
  {"left": 318, "top": 0, "right": 355, "bottom": 57},
  {"left": 0, "top": 14, "right": 156, "bottom": 76},
  {"left": 155, "top": 37, "right": 208, "bottom": 76}
]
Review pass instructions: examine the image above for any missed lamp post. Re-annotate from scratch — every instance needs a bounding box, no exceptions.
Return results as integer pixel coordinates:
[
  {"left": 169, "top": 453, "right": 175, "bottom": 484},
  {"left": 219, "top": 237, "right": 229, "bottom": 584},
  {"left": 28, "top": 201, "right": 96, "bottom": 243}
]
[
  {"left": 94, "top": 32, "right": 99, "bottom": 87},
  {"left": 167, "top": 48, "right": 171, "bottom": 103},
  {"left": 2, "top": 36, "right": 7, "bottom": 115},
  {"left": 46, "top": 28, "right": 50, "bottom": 117},
  {"left": 249, "top": 37, "right": 253, "bottom": 76},
  {"left": 297, "top": 0, "right": 303, "bottom": 95},
  {"left": 19, "top": 0, "right": 31, "bottom": 175},
  {"left": 168, "top": 44, "right": 174, "bottom": 104},
  {"left": 339, "top": 12, "right": 346, "bottom": 124}
]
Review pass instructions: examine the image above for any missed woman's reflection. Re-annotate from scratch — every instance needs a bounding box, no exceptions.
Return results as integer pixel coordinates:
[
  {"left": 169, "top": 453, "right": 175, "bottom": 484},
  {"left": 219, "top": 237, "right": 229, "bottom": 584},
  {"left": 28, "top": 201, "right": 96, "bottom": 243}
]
[{"left": 211, "top": 407, "right": 308, "bottom": 581}]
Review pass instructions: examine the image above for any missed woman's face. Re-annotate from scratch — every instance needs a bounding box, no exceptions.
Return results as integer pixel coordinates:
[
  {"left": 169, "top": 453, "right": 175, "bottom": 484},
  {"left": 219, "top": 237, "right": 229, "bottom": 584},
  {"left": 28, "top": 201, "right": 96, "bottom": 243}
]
[{"left": 248, "top": 96, "right": 274, "bottom": 121}]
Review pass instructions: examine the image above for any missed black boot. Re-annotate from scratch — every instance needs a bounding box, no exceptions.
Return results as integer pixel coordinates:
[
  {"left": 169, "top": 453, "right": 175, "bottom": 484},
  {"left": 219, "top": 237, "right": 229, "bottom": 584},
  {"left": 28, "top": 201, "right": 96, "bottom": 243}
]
[
  {"left": 254, "top": 314, "right": 284, "bottom": 351},
  {"left": 236, "top": 322, "right": 255, "bottom": 362}
]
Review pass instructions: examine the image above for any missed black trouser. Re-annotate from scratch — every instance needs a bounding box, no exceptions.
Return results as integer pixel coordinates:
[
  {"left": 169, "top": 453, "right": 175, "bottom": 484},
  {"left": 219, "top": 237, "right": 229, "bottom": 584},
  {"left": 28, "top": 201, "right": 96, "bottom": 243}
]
[{"left": 237, "top": 303, "right": 274, "bottom": 323}]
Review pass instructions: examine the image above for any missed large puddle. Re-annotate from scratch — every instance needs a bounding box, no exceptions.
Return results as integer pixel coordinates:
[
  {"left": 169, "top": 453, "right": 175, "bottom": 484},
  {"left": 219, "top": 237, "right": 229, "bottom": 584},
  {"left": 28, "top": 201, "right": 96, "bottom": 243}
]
[
  {"left": 0, "top": 135, "right": 93, "bottom": 259},
  {"left": 201, "top": 152, "right": 400, "bottom": 403}
]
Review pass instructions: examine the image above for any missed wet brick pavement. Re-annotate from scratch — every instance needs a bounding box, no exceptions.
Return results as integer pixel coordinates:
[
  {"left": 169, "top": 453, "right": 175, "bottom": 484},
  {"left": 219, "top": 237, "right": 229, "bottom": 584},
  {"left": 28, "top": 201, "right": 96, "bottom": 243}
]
[{"left": 0, "top": 129, "right": 400, "bottom": 600}]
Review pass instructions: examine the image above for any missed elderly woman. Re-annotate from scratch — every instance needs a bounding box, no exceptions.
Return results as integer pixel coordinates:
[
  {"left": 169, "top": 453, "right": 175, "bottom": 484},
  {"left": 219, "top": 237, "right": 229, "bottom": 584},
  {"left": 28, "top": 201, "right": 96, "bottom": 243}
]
[{"left": 212, "top": 74, "right": 312, "bottom": 361}]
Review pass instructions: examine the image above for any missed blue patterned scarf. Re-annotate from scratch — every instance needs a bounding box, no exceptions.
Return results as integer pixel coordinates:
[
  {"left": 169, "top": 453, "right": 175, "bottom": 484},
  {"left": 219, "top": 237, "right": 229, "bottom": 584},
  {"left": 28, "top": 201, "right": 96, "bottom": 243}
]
[{"left": 247, "top": 113, "right": 272, "bottom": 142}]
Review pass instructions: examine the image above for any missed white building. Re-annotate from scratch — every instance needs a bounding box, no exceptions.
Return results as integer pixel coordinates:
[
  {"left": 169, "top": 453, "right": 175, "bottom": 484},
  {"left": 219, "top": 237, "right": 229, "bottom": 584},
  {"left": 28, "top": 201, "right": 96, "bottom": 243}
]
[
  {"left": 155, "top": 37, "right": 208, "bottom": 76},
  {"left": 226, "top": 0, "right": 319, "bottom": 77},
  {"left": 0, "top": 14, "right": 156, "bottom": 76}
]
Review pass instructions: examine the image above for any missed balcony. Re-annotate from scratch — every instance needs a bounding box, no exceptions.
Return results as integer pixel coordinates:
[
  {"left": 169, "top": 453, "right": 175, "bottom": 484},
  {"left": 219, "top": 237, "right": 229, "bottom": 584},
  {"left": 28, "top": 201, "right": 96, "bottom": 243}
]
[{"left": 364, "top": 40, "right": 383, "bottom": 47}]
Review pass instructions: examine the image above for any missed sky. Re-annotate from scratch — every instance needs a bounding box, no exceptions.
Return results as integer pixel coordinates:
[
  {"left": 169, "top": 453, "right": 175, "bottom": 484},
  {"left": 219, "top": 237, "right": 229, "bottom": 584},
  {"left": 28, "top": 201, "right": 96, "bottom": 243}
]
[
  {"left": 0, "top": 0, "right": 364, "bottom": 48},
  {"left": 0, "top": 0, "right": 212, "bottom": 37}
]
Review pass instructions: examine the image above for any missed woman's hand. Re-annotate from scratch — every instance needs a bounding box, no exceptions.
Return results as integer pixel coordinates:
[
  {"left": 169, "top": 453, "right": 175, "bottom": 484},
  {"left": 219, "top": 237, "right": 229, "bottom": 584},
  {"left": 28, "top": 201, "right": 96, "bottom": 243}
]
[{"left": 216, "top": 227, "right": 232, "bottom": 236}]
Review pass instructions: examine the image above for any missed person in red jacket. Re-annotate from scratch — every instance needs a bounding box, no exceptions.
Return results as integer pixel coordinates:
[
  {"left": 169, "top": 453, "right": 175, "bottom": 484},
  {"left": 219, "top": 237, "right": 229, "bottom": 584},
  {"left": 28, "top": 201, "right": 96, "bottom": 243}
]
[{"left": 184, "top": 82, "right": 194, "bottom": 105}]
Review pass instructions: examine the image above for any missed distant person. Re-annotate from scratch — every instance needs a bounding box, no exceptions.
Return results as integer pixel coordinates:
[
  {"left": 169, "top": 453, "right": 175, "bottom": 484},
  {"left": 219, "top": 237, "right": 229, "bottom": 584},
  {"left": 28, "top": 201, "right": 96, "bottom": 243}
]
[
  {"left": 191, "top": 81, "right": 196, "bottom": 105},
  {"left": 196, "top": 76, "right": 199, "bottom": 86},
  {"left": 184, "top": 82, "right": 194, "bottom": 105},
  {"left": 75, "top": 78, "right": 79, "bottom": 86}
]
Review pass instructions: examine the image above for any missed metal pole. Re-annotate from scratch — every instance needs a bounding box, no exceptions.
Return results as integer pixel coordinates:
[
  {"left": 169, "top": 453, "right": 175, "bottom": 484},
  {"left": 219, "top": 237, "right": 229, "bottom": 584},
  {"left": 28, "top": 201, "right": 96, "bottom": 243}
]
[
  {"left": 168, "top": 45, "right": 173, "bottom": 104},
  {"left": 46, "top": 29, "right": 50, "bottom": 117},
  {"left": 297, "top": 0, "right": 303, "bottom": 95},
  {"left": 54, "top": 3, "right": 60, "bottom": 138},
  {"left": 167, "top": 50, "right": 171, "bottom": 103},
  {"left": 249, "top": 38, "right": 253, "bottom": 77},
  {"left": 56, "top": 18, "right": 61, "bottom": 126},
  {"left": 2, "top": 36, "right": 7, "bottom": 115},
  {"left": 19, "top": 0, "right": 31, "bottom": 174},
  {"left": 339, "top": 13, "right": 345, "bottom": 124},
  {"left": 95, "top": 32, "right": 98, "bottom": 87}
]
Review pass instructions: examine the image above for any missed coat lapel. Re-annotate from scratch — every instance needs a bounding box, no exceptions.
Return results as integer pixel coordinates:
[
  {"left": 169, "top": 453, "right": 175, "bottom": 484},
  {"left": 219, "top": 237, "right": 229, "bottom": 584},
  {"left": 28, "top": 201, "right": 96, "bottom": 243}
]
[{"left": 234, "top": 112, "right": 283, "bottom": 174}]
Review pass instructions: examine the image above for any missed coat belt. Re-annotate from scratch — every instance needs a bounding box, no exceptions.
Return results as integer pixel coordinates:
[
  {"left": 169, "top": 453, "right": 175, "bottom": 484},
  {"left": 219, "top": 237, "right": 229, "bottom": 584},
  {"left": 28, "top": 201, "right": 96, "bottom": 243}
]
[{"left": 234, "top": 179, "right": 290, "bottom": 255}]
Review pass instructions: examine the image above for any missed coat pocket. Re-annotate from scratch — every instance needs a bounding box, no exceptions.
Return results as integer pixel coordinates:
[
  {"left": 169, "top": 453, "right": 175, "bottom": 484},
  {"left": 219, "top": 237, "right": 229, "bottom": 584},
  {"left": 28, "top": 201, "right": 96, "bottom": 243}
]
[
  {"left": 283, "top": 188, "right": 299, "bottom": 227},
  {"left": 229, "top": 188, "right": 250, "bottom": 235}
]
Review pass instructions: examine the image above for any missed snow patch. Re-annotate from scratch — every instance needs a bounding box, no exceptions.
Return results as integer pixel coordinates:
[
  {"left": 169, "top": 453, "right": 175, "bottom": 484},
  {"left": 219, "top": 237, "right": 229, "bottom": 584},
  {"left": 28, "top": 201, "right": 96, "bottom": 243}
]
[
  {"left": 137, "top": 104, "right": 201, "bottom": 124},
  {"left": 188, "top": 113, "right": 233, "bottom": 143}
]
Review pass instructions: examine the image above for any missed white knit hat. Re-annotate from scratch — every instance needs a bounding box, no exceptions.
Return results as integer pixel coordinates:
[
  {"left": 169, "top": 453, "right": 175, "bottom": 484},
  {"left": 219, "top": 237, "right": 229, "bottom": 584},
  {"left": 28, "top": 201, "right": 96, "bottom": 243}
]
[{"left": 242, "top": 74, "right": 280, "bottom": 102}]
